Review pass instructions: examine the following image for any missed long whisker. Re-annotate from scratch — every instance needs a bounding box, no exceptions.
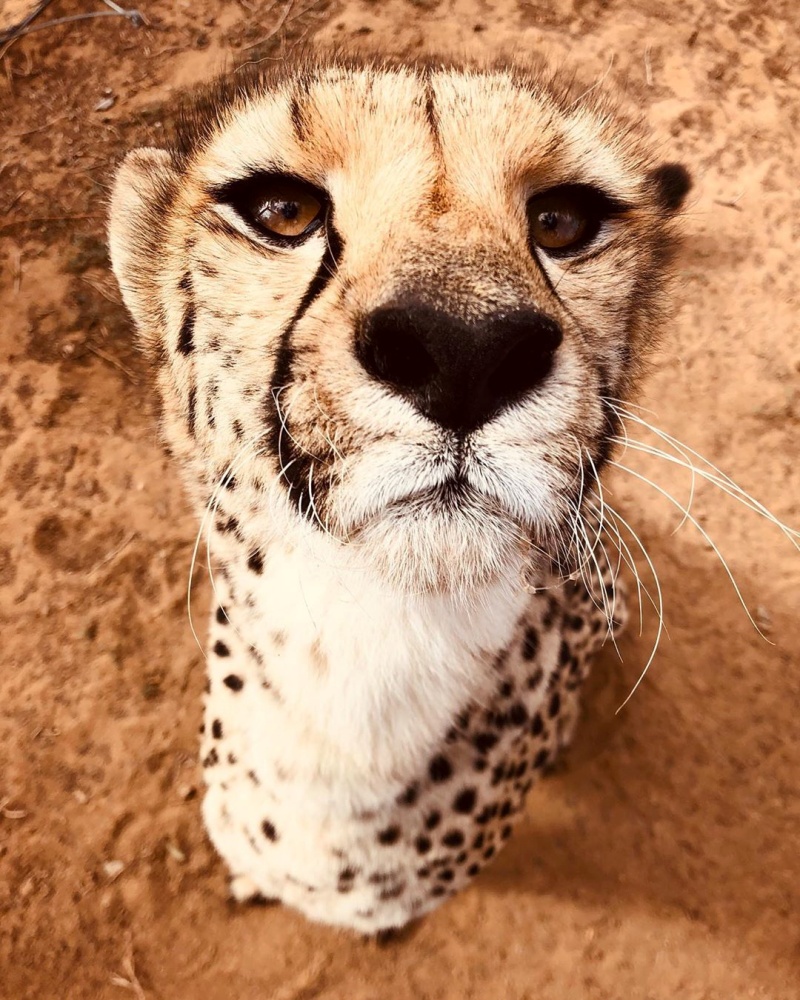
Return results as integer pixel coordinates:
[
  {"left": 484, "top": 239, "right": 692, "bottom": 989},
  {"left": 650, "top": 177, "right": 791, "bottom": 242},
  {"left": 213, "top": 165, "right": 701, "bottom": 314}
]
[
  {"left": 606, "top": 400, "right": 800, "bottom": 546},
  {"left": 603, "top": 502, "right": 666, "bottom": 713},
  {"left": 609, "top": 458, "right": 772, "bottom": 644},
  {"left": 610, "top": 433, "right": 800, "bottom": 553}
]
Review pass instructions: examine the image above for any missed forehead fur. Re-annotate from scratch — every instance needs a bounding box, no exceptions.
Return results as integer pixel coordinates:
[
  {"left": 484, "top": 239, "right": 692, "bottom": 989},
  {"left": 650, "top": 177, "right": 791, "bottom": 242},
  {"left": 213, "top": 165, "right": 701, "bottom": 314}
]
[{"left": 173, "top": 53, "right": 655, "bottom": 196}]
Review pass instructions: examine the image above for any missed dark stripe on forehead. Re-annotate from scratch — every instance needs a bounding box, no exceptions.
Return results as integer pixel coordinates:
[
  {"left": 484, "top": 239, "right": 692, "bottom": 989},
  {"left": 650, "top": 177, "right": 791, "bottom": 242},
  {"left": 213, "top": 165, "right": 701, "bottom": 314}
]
[
  {"left": 289, "top": 93, "right": 308, "bottom": 142},
  {"left": 266, "top": 217, "right": 344, "bottom": 514},
  {"left": 423, "top": 72, "right": 440, "bottom": 145}
]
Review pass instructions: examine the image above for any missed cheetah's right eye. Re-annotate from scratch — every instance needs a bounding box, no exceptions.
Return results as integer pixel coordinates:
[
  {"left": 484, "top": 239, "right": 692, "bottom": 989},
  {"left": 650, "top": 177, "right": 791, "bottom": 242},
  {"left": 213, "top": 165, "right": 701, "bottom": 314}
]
[{"left": 216, "top": 173, "right": 326, "bottom": 244}]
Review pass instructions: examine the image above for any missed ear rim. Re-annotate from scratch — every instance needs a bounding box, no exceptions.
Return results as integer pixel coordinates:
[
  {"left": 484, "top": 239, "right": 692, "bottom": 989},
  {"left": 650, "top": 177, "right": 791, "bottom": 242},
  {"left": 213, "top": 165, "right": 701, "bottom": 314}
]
[
  {"left": 648, "top": 162, "right": 692, "bottom": 214},
  {"left": 108, "top": 147, "right": 179, "bottom": 339}
]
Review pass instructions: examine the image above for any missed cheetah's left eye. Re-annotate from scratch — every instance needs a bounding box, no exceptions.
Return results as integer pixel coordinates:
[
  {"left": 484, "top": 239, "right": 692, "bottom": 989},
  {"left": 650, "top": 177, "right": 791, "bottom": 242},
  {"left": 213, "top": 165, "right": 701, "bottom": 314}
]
[
  {"left": 526, "top": 184, "right": 625, "bottom": 256},
  {"left": 217, "top": 173, "right": 326, "bottom": 243}
]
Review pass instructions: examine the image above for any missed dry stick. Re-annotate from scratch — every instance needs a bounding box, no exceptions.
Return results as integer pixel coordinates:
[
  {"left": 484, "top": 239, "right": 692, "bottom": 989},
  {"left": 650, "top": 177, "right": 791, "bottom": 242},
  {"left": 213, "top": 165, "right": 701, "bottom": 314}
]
[{"left": 0, "top": 4, "right": 145, "bottom": 59}]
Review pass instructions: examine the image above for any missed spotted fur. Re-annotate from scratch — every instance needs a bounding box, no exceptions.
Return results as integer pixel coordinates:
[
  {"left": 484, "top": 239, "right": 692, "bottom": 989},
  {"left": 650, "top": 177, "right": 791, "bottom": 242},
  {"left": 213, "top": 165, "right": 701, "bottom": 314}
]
[{"left": 109, "top": 53, "right": 687, "bottom": 933}]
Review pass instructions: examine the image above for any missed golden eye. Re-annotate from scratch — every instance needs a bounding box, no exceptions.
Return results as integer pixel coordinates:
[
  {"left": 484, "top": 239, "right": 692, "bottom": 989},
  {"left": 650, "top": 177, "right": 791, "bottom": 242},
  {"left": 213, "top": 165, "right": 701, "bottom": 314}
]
[
  {"left": 254, "top": 181, "right": 323, "bottom": 238},
  {"left": 218, "top": 173, "right": 326, "bottom": 243},
  {"left": 527, "top": 185, "right": 621, "bottom": 254}
]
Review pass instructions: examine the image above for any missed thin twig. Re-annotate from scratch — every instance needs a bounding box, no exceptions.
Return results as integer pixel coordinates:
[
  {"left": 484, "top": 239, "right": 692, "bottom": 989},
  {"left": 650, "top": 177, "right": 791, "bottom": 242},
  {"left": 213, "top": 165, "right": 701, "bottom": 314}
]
[
  {"left": 88, "top": 530, "right": 139, "bottom": 574},
  {"left": 86, "top": 344, "right": 139, "bottom": 383}
]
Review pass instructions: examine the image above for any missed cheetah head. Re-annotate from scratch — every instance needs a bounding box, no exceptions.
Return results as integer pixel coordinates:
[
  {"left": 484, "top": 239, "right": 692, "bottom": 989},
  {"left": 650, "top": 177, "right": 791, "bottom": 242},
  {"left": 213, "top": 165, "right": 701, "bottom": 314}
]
[{"left": 109, "top": 55, "right": 689, "bottom": 595}]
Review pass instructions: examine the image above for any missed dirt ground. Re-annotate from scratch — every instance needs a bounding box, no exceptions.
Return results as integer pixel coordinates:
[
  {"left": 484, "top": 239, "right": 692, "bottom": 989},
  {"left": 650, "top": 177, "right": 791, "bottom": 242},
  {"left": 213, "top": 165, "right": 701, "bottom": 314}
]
[{"left": 1, "top": 0, "right": 799, "bottom": 997}]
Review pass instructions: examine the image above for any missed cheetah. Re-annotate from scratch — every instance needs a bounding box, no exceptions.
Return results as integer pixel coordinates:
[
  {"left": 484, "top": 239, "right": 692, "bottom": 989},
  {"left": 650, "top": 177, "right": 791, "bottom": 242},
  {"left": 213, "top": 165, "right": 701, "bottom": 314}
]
[{"left": 108, "top": 53, "right": 690, "bottom": 934}]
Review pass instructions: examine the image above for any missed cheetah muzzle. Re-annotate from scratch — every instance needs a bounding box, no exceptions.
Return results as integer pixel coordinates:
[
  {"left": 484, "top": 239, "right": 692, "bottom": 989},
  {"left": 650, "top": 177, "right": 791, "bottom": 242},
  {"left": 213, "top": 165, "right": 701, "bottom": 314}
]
[{"left": 108, "top": 52, "right": 690, "bottom": 934}]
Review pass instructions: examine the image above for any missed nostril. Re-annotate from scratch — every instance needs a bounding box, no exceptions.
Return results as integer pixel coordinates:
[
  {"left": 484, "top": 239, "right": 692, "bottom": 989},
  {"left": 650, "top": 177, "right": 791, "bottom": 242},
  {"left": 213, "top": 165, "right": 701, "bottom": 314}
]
[
  {"left": 359, "top": 316, "right": 437, "bottom": 390},
  {"left": 488, "top": 334, "right": 558, "bottom": 402},
  {"left": 486, "top": 317, "right": 563, "bottom": 404}
]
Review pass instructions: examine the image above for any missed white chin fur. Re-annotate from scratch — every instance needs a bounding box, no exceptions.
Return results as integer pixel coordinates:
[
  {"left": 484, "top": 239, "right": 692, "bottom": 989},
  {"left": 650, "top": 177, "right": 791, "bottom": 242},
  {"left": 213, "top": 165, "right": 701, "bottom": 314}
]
[{"left": 347, "top": 496, "right": 531, "bottom": 596}]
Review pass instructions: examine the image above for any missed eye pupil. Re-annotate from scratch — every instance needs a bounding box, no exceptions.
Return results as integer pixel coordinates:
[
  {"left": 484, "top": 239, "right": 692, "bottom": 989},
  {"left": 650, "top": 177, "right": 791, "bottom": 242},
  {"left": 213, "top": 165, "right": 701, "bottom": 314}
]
[
  {"left": 539, "top": 211, "right": 560, "bottom": 233},
  {"left": 278, "top": 201, "right": 299, "bottom": 221},
  {"left": 527, "top": 185, "right": 616, "bottom": 255},
  {"left": 219, "top": 173, "right": 326, "bottom": 242}
]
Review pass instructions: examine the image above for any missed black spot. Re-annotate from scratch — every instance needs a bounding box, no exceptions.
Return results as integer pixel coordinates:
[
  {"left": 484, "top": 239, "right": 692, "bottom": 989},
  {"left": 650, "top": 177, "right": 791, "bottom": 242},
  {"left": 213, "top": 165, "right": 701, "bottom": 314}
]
[
  {"left": 437, "top": 869, "right": 454, "bottom": 882},
  {"left": 509, "top": 703, "right": 529, "bottom": 727},
  {"left": 214, "top": 640, "right": 231, "bottom": 658},
  {"left": 339, "top": 867, "right": 357, "bottom": 881},
  {"left": 500, "top": 800, "right": 512, "bottom": 819},
  {"left": 473, "top": 732, "right": 498, "bottom": 755},
  {"left": 429, "top": 755, "right": 453, "bottom": 783},
  {"left": 417, "top": 866, "right": 431, "bottom": 878},
  {"left": 475, "top": 807, "right": 493, "bottom": 825},
  {"left": 247, "top": 549, "right": 264, "bottom": 574},
  {"left": 455, "top": 851, "right": 467, "bottom": 865},
  {"left": 442, "top": 830, "right": 464, "bottom": 849},
  {"left": 232, "top": 419, "right": 244, "bottom": 440},
  {"left": 548, "top": 692, "right": 561, "bottom": 718},
  {"left": 491, "top": 764, "right": 505, "bottom": 786},
  {"left": 216, "top": 606, "right": 228, "bottom": 625},
  {"left": 499, "top": 681, "right": 513, "bottom": 699},
  {"left": 527, "top": 667, "right": 544, "bottom": 690},
  {"left": 501, "top": 824, "right": 513, "bottom": 840},
  {"left": 261, "top": 819, "right": 278, "bottom": 842},
  {"left": 202, "top": 748, "right": 218, "bottom": 767},
  {"left": 397, "top": 784, "right": 419, "bottom": 807},
  {"left": 453, "top": 788, "right": 477, "bottom": 814},
  {"left": 415, "top": 835, "right": 432, "bottom": 854},
  {"left": 515, "top": 761, "right": 528, "bottom": 779},
  {"left": 533, "top": 748, "right": 550, "bottom": 769},
  {"left": 565, "top": 614, "right": 584, "bottom": 630},
  {"left": 178, "top": 304, "right": 195, "bottom": 355},
  {"left": 467, "top": 863, "right": 480, "bottom": 877},
  {"left": 227, "top": 752, "right": 237, "bottom": 764},
  {"left": 431, "top": 885, "right": 446, "bottom": 897},
  {"left": 223, "top": 674, "right": 244, "bottom": 692},
  {"left": 473, "top": 758, "right": 488, "bottom": 772},
  {"left": 425, "top": 811, "right": 441, "bottom": 831},
  {"left": 473, "top": 832, "right": 485, "bottom": 851},
  {"left": 522, "top": 626, "right": 539, "bottom": 660},
  {"left": 530, "top": 713, "right": 544, "bottom": 736},
  {"left": 211, "top": 719, "right": 222, "bottom": 739},
  {"left": 221, "top": 470, "right": 236, "bottom": 491},
  {"left": 559, "top": 640, "right": 571, "bottom": 666},
  {"left": 377, "top": 826, "right": 401, "bottom": 845},
  {"left": 379, "top": 883, "right": 405, "bottom": 901},
  {"left": 483, "top": 845, "right": 496, "bottom": 860}
]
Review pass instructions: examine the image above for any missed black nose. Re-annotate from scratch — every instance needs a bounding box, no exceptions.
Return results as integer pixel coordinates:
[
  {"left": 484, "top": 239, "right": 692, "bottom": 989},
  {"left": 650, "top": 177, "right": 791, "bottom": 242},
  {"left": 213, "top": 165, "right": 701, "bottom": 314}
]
[{"left": 356, "top": 303, "right": 563, "bottom": 433}]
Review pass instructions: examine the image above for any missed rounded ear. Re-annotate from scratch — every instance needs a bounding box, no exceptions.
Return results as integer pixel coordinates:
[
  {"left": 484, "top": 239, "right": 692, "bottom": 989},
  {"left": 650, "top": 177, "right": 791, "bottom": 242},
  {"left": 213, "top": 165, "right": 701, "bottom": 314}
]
[
  {"left": 108, "top": 147, "right": 179, "bottom": 336},
  {"left": 647, "top": 163, "right": 692, "bottom": 213}
]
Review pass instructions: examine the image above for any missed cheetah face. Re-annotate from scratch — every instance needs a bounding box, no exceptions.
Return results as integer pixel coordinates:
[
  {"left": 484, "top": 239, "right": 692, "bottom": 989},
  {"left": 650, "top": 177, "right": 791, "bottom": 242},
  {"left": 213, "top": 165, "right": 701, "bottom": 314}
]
[{"left": 109, "top": 57, "right": 689, "bottom": 594}]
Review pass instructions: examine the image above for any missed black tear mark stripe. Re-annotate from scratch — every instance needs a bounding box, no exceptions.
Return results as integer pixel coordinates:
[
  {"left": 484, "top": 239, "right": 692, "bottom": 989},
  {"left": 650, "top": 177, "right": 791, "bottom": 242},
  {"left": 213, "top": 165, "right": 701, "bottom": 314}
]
[
  {"left": 177, "top": 272, "right": 195, "bottom": 355},
  {"left": 178, "top": 304, "right": 195, "bottom": 355},
  {"left": 266, "top": 218, "right": 344, "bottom": 516},
  {"left": 187, "top": 385, "right": 197, "bottom": 438}
]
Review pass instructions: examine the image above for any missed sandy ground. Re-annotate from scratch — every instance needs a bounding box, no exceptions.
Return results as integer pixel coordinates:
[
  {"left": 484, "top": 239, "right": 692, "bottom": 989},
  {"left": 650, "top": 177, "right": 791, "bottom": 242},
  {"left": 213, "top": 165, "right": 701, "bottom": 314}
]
[{"left": 1, "top": 0, "right": 799, "bottom": 997}]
